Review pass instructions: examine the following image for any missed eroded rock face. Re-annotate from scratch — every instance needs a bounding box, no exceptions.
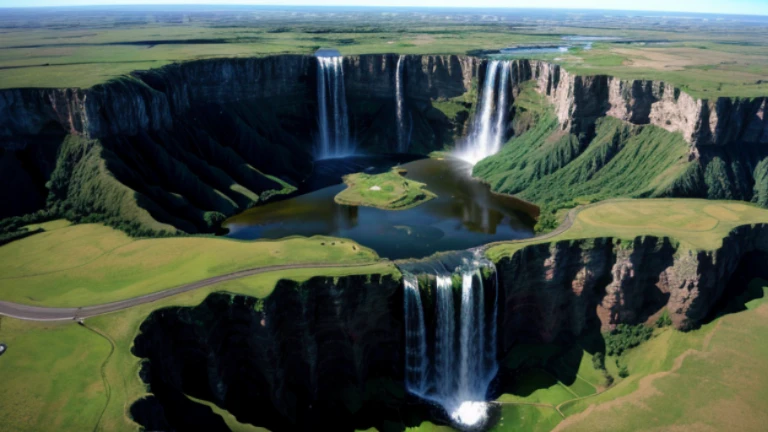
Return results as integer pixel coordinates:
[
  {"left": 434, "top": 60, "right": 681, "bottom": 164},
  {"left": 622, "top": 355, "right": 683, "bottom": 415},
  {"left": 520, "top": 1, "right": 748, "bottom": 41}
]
[
  {"left": 530, "top": 61, "right": 768, "bottom": 149},
  {"left": 132, "top": 274, "right": 406, "bottom": 432},
  {"left": 496, "top": 224, "right": 768, "bottom": 353}
]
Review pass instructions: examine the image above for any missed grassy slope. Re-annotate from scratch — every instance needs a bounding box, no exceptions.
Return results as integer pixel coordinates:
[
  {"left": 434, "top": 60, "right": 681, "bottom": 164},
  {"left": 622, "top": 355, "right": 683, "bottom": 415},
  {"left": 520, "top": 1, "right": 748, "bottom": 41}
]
[
  {"left": 407, "top": 279, "right": 768, "bottom": 432},
  {"left": 473, "top": 84, "right": 692, "bottom": 222},
  {"left": 0, "top": 263, "right": 397, "bottom": 432},
  {"left": 487, "top": 198, "right": 768, "bottom": 262},
  {"left": 335, "top": 169, "right": 437, "bottom": 210},
  {"left": 0, "top": 221, "right": 379, "bottom": 307}
]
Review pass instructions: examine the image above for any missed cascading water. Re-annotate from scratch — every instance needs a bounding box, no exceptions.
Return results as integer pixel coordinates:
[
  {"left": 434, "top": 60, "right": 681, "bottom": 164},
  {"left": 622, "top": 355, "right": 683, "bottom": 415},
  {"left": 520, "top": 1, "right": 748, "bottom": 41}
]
[
  {"left": 315, "top": 55, "right": 352, "bottom": 159},
  {"left": 404, "top": 273, "right": 429, "bottom": 397},
  {"left": 401, "top": 251, "right": 499, "bottom": 429},
  {"left": 395, "top": 55, "right": 410, "bottom": 153},
  {"left": 457, "top": 60, "right": 512, "bottom": 165}
]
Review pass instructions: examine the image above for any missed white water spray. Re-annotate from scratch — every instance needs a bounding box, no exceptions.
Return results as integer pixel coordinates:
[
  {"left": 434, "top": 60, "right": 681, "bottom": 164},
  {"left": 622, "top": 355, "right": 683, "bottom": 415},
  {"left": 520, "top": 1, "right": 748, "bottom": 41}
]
[
  {"left": 316, "top": 56, "right": 352, "bottom": 159},
  {"left": 402, "top": 253, "right": 499, "bottom": 428},
  {"left": 457, "top": 60, "right": 512, "bottom": 165},
  {"left": 404, "top": 274, "right": 429, "bottom": 397}
]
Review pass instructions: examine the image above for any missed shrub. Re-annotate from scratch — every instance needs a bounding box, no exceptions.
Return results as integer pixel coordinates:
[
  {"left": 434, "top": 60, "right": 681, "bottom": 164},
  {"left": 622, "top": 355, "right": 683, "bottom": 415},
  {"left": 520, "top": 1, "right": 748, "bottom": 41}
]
[
  {"left": 655, "top": 311, "right": 673, "bottom": 328},
  {"left": 605, "top": 323, "right": 653, "bottom": 356},
  {"left": 203, "top": 211, "right": 226, "bottom": 229}
]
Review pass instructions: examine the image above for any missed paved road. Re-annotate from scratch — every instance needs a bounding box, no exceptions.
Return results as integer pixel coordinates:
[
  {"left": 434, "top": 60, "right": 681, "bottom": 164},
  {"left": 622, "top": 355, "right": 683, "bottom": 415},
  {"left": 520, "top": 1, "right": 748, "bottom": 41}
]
[
  {"left": 0, "top": 205, "right": 590, "bottom": 322},
  {"left": 0, "top": 262, "right": 384, "bottom": 322}
]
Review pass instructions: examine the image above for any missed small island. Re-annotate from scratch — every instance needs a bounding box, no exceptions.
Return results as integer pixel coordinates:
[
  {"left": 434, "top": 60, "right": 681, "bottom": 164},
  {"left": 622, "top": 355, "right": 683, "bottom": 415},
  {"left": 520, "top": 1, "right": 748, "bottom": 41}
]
[{"left": 334, "top": 168, "right": 437, "bottom": 210}]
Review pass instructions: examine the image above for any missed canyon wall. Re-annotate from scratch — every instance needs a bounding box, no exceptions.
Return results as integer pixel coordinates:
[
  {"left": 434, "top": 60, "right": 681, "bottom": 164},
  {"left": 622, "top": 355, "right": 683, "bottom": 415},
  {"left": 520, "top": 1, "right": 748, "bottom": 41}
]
[
  {"left": 529, "top": 61, "right": 768, "bottom": 151},
  {"left": 130, "top": 224, "right": 768, "bottom": 431},
  {"left": 2, "top": 54, "right": 767, "bottom": 228},
  {"left": 495, "top": 224, "right": 768, "bottom": 353},
  {"left": 131, "top": 273, "right": 408, "bottom": 432}
]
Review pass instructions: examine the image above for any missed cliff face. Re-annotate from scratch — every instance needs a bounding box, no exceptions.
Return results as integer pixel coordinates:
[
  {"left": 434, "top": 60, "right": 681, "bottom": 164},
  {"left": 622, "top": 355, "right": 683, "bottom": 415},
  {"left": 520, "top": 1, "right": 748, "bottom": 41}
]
[
  {"left": 0, "top": 54, "right": 479, "bottom": 228},
  {"left": 530, "top": 61, "right": 768, "bottom": 150},
  {"left": 131, "top": 274, "right": 407, "bottom": 432},
  {"left": 129, "top": 226, "right": 768, "bottom": 430},
  {"left": 495, "top": 224, "right": 768, "bottom": 354}
]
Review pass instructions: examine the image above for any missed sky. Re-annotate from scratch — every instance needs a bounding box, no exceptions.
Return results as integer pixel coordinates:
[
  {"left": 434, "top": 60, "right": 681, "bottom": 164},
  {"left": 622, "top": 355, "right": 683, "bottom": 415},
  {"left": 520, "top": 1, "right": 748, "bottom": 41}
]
[{"left": 1, "top": 0, "right": 767, "bottom": 16}]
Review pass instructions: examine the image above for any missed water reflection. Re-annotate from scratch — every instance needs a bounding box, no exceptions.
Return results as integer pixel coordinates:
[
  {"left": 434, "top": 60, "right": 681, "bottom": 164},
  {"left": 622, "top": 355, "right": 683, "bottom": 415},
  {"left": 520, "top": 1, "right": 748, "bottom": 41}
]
[{"left": 225, "top": 157, "right": 537, "bottom": 259}]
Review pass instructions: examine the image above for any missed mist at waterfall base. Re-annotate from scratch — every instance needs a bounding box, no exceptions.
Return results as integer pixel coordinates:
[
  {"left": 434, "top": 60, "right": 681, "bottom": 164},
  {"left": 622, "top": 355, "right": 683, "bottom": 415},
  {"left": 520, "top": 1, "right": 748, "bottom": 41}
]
[
  {"left": 402, "top": 252, "right": 499, "bottom": 429},
  {"left": 456, "top": 60, "right": 512, "bottom": 165},
  {"left": 315, "top": 54, "right": 354, "bottom": 159}
]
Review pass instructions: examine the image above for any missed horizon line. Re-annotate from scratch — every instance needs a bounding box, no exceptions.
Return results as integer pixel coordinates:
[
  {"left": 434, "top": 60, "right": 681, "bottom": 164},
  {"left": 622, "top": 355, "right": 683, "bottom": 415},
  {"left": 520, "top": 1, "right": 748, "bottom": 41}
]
[{"left": 0, "top": 4, "right": 767, "bottom": 18}]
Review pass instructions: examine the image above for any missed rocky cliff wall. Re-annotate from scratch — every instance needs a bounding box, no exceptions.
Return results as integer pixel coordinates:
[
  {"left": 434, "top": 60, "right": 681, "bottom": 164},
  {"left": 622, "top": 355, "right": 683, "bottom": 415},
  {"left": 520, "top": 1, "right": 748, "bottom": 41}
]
[
  {"left": 529, "top": 61, "right": 768, "bottom": 150},
  {"left": 2, "top": 55, "right": 766, "bottom": 148},
  {"left": 131, "top": 273, "right": 408, "bottom": 432},
  {"left": 495, "top": 224, "right": 768, "bottom": 355}
]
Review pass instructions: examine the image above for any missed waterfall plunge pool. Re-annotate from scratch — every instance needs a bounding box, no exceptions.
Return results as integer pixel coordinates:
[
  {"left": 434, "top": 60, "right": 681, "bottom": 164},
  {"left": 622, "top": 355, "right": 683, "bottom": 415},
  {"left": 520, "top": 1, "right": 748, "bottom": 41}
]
[{"left": 224, "top": 156, "right": 537, "bottom": 259}]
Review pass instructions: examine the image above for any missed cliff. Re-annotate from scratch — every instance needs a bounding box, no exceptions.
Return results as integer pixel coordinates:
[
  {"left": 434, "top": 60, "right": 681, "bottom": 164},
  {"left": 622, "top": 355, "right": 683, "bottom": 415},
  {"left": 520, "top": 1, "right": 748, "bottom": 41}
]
[
  {"left": 2, "top": 54, "right": 768, "bottom": 230},
  {"left": 0, "top": 54, "right": 477, "bottom": 227},
  {"left": 130, "top": 273, "right": 410, "bottom": 432},
  {"left": 495, "top": 224, "right": 768, "bottom": 352},
  {"left": 128, "top": 225, "right": 768, "bottom": 431},
  {"left": 529, "top": 61, "right": 768, "bottom": 150}
]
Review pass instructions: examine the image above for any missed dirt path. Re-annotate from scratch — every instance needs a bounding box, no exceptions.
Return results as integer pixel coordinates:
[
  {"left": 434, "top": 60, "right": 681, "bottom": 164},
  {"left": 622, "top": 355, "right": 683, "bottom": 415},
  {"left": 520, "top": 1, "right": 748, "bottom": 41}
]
[
  {"left": 0, "top": 261, "right": 384, "bottom": 322},
  {"left": 552, "top": 322, "right": 725, "bottom": 431}
]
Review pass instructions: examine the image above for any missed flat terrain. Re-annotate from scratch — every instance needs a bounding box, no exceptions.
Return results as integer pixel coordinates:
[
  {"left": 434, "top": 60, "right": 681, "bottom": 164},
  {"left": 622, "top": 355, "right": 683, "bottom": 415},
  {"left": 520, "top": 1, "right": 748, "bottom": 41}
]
[
  {"left": 334, "top": 168, "right": 437, "bottom": 210},
  {"left": 0, "top": 221, "right": 379, "bottom": 307},
  {"left": 0, "top": 7, "right": 767, "bottom": 97},
  {"left": 0, "top": 263, "right": 397, "bottom": 432},
  {"left": 487, "top": 198, "right": 768, "bottom": 261}
]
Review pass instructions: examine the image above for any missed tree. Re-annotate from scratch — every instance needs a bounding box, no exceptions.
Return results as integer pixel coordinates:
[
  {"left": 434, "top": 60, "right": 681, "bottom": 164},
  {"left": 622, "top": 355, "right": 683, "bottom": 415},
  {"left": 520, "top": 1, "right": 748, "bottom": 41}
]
[{"left": 203, "top": 211, "right": 226, "bottom": 230}]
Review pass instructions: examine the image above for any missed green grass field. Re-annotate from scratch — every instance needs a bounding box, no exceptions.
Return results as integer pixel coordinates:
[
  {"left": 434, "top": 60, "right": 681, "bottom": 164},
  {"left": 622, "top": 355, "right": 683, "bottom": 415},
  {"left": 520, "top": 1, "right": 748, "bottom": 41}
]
[
  {"left": 487, "top": 198, "right": 768, "bottom": 261},
  {"left": 0, "top": 12, "right": 767, "bottom": 97},
  {"left": 0, "top": 263, "right": 397, "bottom": 432},
  {"left": 0, "top": 221, "right": 380, "bottom": 306},
  {"left": 335, "top": 168, "right": 437, "bottom": 210}
]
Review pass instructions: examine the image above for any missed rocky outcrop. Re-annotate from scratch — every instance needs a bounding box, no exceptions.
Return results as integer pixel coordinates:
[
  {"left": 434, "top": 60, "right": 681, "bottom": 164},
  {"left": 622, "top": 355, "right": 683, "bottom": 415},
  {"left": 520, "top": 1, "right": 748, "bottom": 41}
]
[
  {"left": 495, "top": 224, "right": 768, "bottom": 353},
  {"left": 529, "top": 61, "right": 768, "bottom": 149}
]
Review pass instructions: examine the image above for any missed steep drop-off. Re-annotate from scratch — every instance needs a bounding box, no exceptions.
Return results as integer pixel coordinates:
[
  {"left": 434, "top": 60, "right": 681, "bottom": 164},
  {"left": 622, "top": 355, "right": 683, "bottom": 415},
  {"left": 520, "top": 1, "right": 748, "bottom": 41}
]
[
  {"left": 3, "top": 55, "right": 768, "bottom": 234},
  {"left": 474, "top": 60, "right": 768, "bottom": 224},
  {"left": 0, "top": 55, "right": 478, "bottom": 232},
  {"left": 129, "top": 225, "right": 768, "bottom": 431}
]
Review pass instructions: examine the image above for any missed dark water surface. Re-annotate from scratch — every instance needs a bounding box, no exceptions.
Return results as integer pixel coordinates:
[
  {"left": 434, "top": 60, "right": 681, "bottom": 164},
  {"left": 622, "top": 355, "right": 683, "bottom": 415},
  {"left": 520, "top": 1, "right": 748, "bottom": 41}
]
[{"left": 225, "top": 157, "right": 537, "bottom": 259}]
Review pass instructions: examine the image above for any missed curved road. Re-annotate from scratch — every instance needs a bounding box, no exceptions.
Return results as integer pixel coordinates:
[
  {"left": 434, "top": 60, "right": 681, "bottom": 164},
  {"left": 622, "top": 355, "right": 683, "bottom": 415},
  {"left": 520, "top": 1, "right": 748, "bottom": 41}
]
[
  {"left": 0, "top": 205, "right": 589, "bottom": 323},
  {"left": 0, "top": 262, "right": 385, "bottom": 322}
]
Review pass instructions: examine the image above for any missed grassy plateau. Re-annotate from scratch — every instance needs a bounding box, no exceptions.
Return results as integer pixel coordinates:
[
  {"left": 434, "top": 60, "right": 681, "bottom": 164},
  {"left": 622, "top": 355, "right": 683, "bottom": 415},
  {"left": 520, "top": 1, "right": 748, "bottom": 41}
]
[
  {"left": 0, "top": 220, "right": 379, "bottom": 307},
  {"left": 334, "top": 168, "right": 437, "bottom": 210}
]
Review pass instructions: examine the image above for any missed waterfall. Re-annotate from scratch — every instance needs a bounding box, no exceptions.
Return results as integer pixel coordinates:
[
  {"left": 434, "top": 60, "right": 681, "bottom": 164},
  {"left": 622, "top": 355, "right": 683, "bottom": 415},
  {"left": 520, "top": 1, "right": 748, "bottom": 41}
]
[
  {"left": 401, "top": 251, "right": 499, "bottom": 428},
  {"left": 435, "top": 274, "right": 456, "bottom": 400},
  {"left": 316, "top": 55, "right": 352, "bottom": 159},
  {"left": 404, "top": 274, "right": 429, "bottom": 397},
  {"left": 457, "top": 60, "right": 512, "bottom": 165},
  {"left": 395, "top": 55, "right": 409, "bottom": 153}
]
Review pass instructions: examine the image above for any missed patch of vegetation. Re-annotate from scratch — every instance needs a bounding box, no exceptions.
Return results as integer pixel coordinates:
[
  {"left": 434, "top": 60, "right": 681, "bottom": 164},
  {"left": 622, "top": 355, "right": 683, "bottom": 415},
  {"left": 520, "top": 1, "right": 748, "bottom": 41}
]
[
  {"left": 334, "top": 168, "right": 437, "bottom": 210},
  {"left": 605, "top": 324, "right": 654, "bottom": 357},
  {"left": 0, "top": 221, "right": 380, "bottom": 306},
  {"left": 474, "top": 102, "right": 691, "bottom": 224},
  {"left": 486, "top": 198, "right": 768, "bottom": 262}
]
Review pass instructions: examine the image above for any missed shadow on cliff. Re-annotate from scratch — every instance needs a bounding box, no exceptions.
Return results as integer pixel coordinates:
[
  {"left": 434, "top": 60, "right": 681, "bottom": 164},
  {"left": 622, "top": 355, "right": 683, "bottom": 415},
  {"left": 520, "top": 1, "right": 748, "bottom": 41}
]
[
  {"left": 699, "top": 250, "right": 768, "bottom": 327},
  {"left": 491, "top": 236, "right": 675, "bottom": 399},
  {"left": 128, "top": 274, "right": 440, "bottom": 432}
]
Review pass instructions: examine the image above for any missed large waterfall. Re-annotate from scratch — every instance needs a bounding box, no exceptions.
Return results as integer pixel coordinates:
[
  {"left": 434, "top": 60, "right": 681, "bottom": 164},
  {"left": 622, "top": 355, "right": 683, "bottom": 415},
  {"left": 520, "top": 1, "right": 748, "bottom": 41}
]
[
  {"left": 316, "top": 55, "right": 352, "bottom": 159},
  {"left": 401, "top": 251, "right": 499, "bottom": 428},
  {"left": 395, "top": 55, "right": 410, "bottom": 153},
  {"left": 457, "top": 60, "right": 512, "bottom": 165}
]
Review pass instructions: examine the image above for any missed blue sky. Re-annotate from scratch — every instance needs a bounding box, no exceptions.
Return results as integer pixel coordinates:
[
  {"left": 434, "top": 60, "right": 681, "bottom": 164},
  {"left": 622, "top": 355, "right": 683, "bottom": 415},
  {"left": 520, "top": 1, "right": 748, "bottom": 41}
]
[{"left": 1, "top": 0, "right": 767, "bottom": 16}]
